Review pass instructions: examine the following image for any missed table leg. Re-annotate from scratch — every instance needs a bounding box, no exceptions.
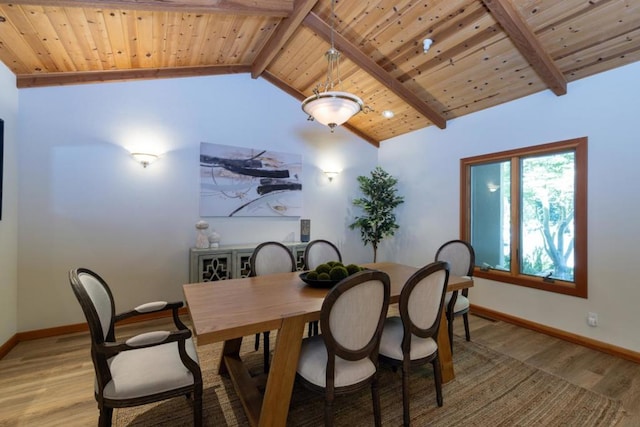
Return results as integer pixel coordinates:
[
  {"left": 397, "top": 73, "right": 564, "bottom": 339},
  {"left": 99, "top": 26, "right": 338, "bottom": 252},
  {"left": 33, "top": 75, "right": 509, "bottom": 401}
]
[
  {"left": 259, "top": 314, "right": 306, "bottom": 427},
  {"left": 437, "top": 309, "right": 455, "bottom": 383},
  {"left": 218, "top": 337, "right": 243, "bottom": 375}
]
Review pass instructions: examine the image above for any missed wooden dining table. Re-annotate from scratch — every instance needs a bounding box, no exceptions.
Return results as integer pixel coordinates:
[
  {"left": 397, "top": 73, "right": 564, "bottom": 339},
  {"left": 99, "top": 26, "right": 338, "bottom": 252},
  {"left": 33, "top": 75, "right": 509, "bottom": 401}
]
[{"left": 183, "top": 261, "right": 473, "bottom": 427}]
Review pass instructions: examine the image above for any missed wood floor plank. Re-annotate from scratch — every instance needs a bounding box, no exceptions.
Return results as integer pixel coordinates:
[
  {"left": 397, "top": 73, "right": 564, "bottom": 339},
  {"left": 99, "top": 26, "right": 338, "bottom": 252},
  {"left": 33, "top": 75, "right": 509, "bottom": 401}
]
[
  {"left": 1, "top": 316, "right": 638, "bottom": 425},
  {"left": 456, "top": 318, "right": 640, "bottom": 426}
]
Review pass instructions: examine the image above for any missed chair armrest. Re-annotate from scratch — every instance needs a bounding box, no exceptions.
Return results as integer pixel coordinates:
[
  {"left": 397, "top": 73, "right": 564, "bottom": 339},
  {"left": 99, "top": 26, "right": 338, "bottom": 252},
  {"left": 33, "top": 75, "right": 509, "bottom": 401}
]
[
  {"left": 99, "top": 328, "right": 192, "bottom": 358},
  {"left": 115, "top": 301, "right": 183, "bottom": 321},
  {"left": 126, "top": 330, "right": 172, "bottom": 347},
  {"left": 114, "top": 301, "right": 188, "bottom": 330},
  {"left": 135, "top": 301, "right": 171, "bottom": 313}
]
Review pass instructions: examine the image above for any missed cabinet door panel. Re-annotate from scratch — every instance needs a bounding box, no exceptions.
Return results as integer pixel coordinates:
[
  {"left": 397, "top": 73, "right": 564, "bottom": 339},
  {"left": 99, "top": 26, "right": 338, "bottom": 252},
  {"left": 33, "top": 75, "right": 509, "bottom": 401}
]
[
  {"left": 189, "top": 243, "right": 308, "bottom": 282},
  {"left": 234, "top": 249, "right": 253, "bottom": 278},
  {"left": 292, "top": 245, "right": 306, "bottom": 271},
  {"left": 199, "top": 253, "right": 232, "bottom": 281}
]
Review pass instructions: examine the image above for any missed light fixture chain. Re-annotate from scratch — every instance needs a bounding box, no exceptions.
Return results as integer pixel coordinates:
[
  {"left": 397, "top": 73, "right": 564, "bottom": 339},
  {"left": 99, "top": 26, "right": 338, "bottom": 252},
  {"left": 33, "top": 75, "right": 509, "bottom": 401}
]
[
  {"left": 330, "top": 0, "right": 335, "bottom": 50},
  {"left": 324, "top": 0, "right": 342, "bottom": 92}
]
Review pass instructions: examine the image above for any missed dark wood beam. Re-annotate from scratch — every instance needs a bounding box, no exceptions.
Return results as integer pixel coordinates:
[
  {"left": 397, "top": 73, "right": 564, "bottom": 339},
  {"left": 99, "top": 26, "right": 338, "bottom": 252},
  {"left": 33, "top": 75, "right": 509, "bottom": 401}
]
[
  {"left": 261, "top": 70, "right": 380, "bottom": 148},
  {"left": 6, "top": 0, "right": 294, "bottom": 16},
  {"left": 482, "top": 0, "right": 567, "bottom": 96},
  {"left": 251, "top": 0, "right": 318, "bottom": 79},
  {"left": 16, "top": 65, "right": 252, "bottom": 88},
  {"left": 303, "top": 12, "right": 446, "bottom": 130}
]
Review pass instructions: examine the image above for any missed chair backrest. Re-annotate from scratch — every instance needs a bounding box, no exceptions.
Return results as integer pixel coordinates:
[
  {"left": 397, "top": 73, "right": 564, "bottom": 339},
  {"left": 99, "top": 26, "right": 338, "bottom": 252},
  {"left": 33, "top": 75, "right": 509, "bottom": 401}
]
[
  {"left": 303, "top": 239, "right": 342, "bottom": 270},
  {"left": 320, "top": 270, "right": 390, "bottom": 364},
  {"left": 398, "top": 261, "right": 450, "bottom": 349},
  {"left": 249, "top": 241, "right": 296, "bottom": 277},
  {"left": 69, "top": 268, "right": 118, "bottom": 390},
  {"left": 434, "top": 240, "right": 475, "bottom": 277},
  {"left": 69, "top": 268, "right": 116, "bottom": 345}
]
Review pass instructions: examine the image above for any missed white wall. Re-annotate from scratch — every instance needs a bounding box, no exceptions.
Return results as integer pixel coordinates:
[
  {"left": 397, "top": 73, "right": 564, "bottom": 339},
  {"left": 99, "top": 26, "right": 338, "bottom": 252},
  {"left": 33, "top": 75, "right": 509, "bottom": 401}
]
[
  {"left": 17, "top": 75, "right": 378, "bottom": 331},
  {"left": 14, "top": 61, "right": 640, "bottom": 354},
  {"left": 0, "top": 61, "right": 19, "bottom": 344},
  {"left": 379, "top": 61, "right": 640, "bottom": 352}
]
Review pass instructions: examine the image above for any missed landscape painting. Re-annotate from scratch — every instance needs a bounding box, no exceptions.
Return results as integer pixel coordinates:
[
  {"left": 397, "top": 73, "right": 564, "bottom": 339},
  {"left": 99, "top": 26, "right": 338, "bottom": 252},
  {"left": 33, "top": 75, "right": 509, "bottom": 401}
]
[{"left": 199, "top": 142, "right": 303, "bottom": 217}]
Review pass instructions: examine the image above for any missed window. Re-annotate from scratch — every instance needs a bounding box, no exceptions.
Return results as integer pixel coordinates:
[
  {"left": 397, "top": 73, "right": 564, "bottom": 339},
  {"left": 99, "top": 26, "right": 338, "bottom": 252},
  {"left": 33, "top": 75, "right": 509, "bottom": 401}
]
[{"left": 460, "top": 137, "right": 587, "bottom": 297}]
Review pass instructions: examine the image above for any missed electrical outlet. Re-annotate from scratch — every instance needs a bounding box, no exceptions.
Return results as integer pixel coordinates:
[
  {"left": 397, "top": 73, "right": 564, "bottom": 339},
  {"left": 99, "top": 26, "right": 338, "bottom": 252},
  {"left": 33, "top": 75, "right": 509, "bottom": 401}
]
[{"left": 587, "top": 312, "right": 598, "bottom": 327}]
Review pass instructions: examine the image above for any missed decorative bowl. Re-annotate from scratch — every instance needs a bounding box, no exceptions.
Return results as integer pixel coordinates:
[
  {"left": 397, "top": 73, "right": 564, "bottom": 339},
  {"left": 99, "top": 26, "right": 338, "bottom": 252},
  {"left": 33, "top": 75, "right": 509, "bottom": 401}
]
[{"left": 299, "top": 272, "right": 340, "bottom": 289}]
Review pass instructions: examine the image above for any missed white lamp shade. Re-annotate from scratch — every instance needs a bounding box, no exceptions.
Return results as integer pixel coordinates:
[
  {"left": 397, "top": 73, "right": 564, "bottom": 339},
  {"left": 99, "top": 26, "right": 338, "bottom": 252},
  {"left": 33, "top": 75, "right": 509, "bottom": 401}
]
[{"left": 302, "top": 91, "right": 364, "bottom": 128}]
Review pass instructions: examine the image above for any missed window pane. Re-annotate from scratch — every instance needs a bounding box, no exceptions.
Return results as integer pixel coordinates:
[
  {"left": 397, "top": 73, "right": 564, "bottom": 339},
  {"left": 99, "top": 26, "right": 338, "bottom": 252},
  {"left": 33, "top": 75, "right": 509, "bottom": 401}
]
[
  {"left": 520, "top": 151, "right": 575, "bottom": 282},
  {"left": 470, "top": 161, "right": 510, "bottom": 271},
  {"left": 461, "top": 137, "right": 586, "bottom": 297}
]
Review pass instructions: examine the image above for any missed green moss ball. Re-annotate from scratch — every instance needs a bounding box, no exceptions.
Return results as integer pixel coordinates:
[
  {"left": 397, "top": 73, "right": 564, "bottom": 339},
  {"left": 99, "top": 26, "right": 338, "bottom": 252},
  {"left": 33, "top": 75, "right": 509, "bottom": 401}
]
[
  {"left": 315, "top": 264, "right": 331, "bottom": 275},
  {"left": 317, "top": 272, "right": 331, "bottom": 281},
  {"left": 306, "top": 271, "right": 319, "bottom": 280},
  {"left": 329, "top": 266, "right": 349, "bottom": 281},
  {"left": 346, "top": 264, "right": 362, "bottom": 275}
]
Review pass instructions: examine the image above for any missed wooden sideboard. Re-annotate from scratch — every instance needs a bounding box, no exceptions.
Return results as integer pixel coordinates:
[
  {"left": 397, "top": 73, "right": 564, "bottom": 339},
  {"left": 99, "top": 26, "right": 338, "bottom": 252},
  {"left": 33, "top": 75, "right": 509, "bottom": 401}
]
[{"left": 189, "top": 242, "right": 308, "bottom": 283}]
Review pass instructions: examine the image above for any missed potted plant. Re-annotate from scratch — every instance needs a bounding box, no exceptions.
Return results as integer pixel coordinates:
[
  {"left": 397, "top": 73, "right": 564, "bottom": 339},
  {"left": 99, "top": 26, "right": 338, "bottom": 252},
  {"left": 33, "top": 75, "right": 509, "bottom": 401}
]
[{"left": 349, "top": 166, "right": 404, "bottom": 262}]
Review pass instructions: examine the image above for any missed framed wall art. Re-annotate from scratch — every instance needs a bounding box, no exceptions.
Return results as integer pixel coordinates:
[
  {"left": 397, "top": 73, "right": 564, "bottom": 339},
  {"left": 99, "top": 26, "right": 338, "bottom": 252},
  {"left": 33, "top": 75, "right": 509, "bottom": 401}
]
[{"left": 199, "top": 142, "right": 302, "bottom": 217}]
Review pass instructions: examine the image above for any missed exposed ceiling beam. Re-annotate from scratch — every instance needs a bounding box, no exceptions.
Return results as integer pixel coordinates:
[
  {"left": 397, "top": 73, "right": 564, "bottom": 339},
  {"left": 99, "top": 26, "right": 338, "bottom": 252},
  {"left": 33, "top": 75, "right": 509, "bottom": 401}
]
[
  {"left": 251, "top": 0, "right": 318, "bottom": 79},
  {"left": 482, "top": 0, "right": 567, "bottom": 96},
  {"left": 6, "top": 0, "right": 294, "bottom": 16},
  {"left": 303, "top": 12, "right": 446, "bottom": 130},
  {"left": 261, "top": 70, "right": 380, "bottom": 147},
  {"left": 17, "top": 65, "right": 252, "bottom": 88}
]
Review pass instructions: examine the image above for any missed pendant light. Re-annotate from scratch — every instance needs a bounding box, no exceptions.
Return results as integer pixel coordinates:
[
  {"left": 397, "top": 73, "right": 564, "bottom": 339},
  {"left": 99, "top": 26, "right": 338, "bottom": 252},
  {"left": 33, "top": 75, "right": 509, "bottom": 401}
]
[{"left": 301, "top": 0, "right": 364, "bottom": 132}]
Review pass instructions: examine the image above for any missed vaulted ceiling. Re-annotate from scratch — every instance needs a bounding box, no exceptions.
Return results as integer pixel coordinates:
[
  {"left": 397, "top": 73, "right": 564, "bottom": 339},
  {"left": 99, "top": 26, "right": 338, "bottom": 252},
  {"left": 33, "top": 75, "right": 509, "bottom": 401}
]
[{"left": 1, "top": 0, "right": 638, "bottom": 146}]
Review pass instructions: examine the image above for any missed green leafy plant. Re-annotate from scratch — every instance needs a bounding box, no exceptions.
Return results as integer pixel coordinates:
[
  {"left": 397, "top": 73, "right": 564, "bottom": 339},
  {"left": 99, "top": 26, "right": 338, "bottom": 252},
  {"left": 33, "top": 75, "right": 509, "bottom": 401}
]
[{"left": 349, "top": 166, "right": 404, "bottom": 262}]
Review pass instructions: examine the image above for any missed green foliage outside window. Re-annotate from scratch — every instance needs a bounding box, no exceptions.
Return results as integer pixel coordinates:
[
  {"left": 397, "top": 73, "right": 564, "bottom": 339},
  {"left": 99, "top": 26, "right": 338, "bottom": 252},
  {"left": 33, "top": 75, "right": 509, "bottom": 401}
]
[
  {"left": 520, "top": 151, "right": 575, "bottom": 281},
  {"left": 462, "top": 137, "right": 587, "bottom": 298}
]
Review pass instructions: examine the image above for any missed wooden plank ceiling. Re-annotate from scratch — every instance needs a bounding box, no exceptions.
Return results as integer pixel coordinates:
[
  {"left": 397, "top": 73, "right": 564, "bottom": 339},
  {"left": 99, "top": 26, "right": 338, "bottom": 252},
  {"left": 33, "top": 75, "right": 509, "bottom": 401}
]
[{"left": 1, "top": 0, "right": 638, "bottom": 146}]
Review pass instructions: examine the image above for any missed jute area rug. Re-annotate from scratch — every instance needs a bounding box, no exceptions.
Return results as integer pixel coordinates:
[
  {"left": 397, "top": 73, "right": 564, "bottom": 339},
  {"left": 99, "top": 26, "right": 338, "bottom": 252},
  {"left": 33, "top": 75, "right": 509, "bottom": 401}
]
[{"left": 115, "top": 335, "right": 625, "bottom": 426}]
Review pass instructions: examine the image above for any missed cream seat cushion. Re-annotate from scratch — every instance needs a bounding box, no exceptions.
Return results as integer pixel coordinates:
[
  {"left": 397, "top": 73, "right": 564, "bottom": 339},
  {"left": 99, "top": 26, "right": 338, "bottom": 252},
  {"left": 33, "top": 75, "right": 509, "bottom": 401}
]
[
  {"left": 297, "top": 335, "right": 376, "bottom": 388},
  {"left": 444, "top": 293, "right": 469, "bottom": 313},
  {"left": 379, "top": 317, "right": 438, "bottom": 361},
  {"left": 102, "top": 338, "right": 199, "bottom": 400}
]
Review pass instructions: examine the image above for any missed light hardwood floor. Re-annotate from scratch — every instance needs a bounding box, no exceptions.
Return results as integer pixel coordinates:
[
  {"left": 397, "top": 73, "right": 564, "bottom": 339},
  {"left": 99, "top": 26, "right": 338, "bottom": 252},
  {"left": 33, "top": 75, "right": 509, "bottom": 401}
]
[{"left": 1, "top": 314, "right": 638, "bottom": 426}]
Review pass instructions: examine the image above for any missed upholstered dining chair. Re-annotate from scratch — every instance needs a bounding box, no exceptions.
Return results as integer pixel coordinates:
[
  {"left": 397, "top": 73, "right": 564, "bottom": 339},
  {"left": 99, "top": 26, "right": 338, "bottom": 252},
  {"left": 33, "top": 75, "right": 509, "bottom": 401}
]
[
  {"left": 378, "top": 261, "right": 450, "bottom": 427},
  {"left": 303, "top": 239, "right": 342, "bottom": 336},
  {"left": 296, "top": 270, "right": 391, "bottom": 427},
  {"left": 303, "top": 239, "right": 342, "bottom": 270},
  {"left": 69, "top": 268, "right": 202, "bottom": 427},
  {"left": 250, "top": 241, "right": 297, "bottom": 372},
  {"left": 435, "top": 239, "right": 475, "bottom": 351}
]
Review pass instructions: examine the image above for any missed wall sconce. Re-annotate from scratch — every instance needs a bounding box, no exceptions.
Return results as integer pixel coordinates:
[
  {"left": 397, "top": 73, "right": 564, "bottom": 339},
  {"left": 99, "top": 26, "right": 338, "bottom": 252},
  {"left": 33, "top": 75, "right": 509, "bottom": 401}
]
[
  {"left": 324, "top": 171, "right": 339, "bottom": 182},
  {"left": 487, "top": 182, "right": 500, "bottom": 193},
  {"left": 131, "top": 152, "right": 159, "bottom": 168}
]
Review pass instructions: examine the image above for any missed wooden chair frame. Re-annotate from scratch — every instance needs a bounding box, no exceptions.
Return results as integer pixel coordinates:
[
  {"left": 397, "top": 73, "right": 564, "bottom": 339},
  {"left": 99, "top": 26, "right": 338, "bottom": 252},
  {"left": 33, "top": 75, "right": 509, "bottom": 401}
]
[
  {"left": 297, "top": 270, "right": 391, "bottom": 427},
  {"left": 303, "top": 239, "right": 343, "bottom": 336},
  {"left": 435, "top": 239, "right": 475, "bottom": 349},
  {"left": 302, "top": 239, "right": 342, "bottom": 270},
  {"left": 69, "top": 268, "right": 203, "bottom": 427},
  {"left": 249, "top": 241, "right": 297, "bottom": 372},
  {"left": 379, "top": 261, "right": 450, "bottom": 426}
]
